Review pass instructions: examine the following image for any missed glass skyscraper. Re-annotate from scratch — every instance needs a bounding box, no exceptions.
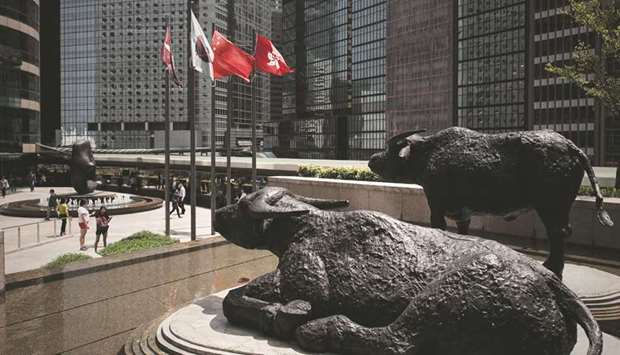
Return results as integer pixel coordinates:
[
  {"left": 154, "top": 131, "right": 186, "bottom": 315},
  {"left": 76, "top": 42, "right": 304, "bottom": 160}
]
[
  {"left": 386, "top": 0, "right": 454, "bottom": 137},
  {"left": 456, "top": 0, "right": 527, "bottom": 132},
  {"left": 60, "top": 0, "right": 271, "bottom": 150},
  {"left": 386, "top": 0, "right": 617, "bottom": 166},
  {"left": 269, "top": 0, "right": 386, "bottom": 160},
  {"left": 0, "top": 0, "right": 40, "bottom": 152}
]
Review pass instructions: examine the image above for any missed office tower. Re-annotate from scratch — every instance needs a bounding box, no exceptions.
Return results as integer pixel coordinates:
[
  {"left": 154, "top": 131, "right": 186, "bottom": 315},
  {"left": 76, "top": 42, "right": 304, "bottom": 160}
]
[
  {"left": 59, "top": 0, "right": 270, "bottom": 150},
  {"left": 456, "top": 1, "right": 528, "bottom": 133},
  {"left": 0, "top": 0, "right": 40, "bottom": 151},
  {"left": 386, "top": 0, "right": 618, "bottom": 165},
  {"left": 265, "top": 7, "right": 284, "bottom": 153},
  {"left": 532, "top": 1, "right": 618, "bottom": 164},
  {"left": 386, "top": 0, "right": 454, "bottom": 137},
  {"left": 40, "top": 0, "right": 61, "bottom": 147},
  {"left": 270, "top": 0, "right": 386, "bottom": 160}
]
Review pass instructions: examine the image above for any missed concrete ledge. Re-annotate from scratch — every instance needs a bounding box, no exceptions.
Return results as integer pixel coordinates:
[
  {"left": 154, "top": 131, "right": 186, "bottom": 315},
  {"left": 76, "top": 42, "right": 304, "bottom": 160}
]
[{"left": 268, "top": 176, "right": 620, "bottom": 250}]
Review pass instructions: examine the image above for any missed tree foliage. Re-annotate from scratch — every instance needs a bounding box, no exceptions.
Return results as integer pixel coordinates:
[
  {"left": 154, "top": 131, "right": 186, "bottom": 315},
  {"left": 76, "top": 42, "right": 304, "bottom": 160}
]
[{"left": 546, "top": 0, "right": 620, "bottom": 115}]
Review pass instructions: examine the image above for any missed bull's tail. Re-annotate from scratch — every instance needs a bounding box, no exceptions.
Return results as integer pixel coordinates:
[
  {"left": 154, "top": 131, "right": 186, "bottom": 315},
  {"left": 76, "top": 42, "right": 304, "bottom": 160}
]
[
  {"left": 546, "top": 275, "right": 603, "bottom": 355},
  {"left": 576, "top": 150, "right": 614, "bottom": 227}
]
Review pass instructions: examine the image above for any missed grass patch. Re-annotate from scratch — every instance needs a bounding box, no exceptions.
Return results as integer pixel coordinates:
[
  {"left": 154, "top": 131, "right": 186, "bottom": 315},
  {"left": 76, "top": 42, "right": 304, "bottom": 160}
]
[
  {"left": 46, "top": 253, "right": 92, "bottom": 269},
  {"left": 578, "top": 186, "right": 620, "bottom": 198},
  {"left": 99, "top": 231, "right": 177, "bottom": 256}
]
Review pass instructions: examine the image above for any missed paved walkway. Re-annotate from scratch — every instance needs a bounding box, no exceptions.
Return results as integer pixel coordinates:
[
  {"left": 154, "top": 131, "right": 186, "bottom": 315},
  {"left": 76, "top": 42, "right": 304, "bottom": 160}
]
[{"left": 1, "top": 188, "right": 214, "bottom": 274}]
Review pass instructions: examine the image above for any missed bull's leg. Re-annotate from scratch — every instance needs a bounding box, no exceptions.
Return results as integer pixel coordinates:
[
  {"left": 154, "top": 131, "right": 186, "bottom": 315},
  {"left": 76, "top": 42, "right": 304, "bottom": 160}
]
[
  {"left": 455, "top": 208, "right": 472, "bottom": 234},
  {"left": 430, "top": 208, "right": 447, "bottom": 230},
  {"left": 223, "top": 271, "right": 313, "bottom": 339},
  {"left": 537, "top": 208, "right": 572, "bottom": 279}
]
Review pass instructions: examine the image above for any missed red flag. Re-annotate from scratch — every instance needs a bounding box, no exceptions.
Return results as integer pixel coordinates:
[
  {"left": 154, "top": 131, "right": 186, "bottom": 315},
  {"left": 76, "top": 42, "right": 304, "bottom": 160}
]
[
  {"left": 212, "top": 31, "right": 255, "bottom": 83},
  {"left": 160, "top": 24, "right": 182, "bottom": 87},
  {"left": 255, "top": 34, "right": 294, "bottom": 76}
]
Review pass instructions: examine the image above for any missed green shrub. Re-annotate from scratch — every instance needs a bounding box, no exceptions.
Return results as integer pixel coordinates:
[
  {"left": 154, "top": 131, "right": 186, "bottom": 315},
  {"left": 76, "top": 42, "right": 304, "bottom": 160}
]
[
  {"left": 99, "top": 231, "right": 177, "bottom": 256},
  {"left": 298, "top": 165, "right": 380, "bottom": 181},
  {"left": 46, "top": 253, "right": 92, "bottom": 269},
  {"left": 578, "top": 186, "right": 620, "bottom": 198}
]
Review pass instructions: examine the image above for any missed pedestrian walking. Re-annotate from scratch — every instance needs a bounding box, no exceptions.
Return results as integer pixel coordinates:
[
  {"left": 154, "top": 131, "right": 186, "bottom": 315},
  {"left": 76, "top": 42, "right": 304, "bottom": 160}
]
[
  {"left": 9, "top": 176, "right": 16, "bottom": 192},
  {"left": 0, "top": 176, "right": 8, "bottom": 198},
  {"left": 169, "top": 185, "right": 182, "bottom": 218},
  {"left": 57, "top": 198, "right": 69, "bottom": 236},
  {"left": 46, "top": 189, "right": 58, "bottom": 220},
  {"left": 94, "top": 206, "right": 111, "bottom": 252},
  {"left": 177, "top": 181, "right": 186, "bottom": 215},
  {"left": 28, "top": 172, "right": 36, "bottom": 191},
  {"left": 77, "top": 199, "right": 90, "bottom": 251}
]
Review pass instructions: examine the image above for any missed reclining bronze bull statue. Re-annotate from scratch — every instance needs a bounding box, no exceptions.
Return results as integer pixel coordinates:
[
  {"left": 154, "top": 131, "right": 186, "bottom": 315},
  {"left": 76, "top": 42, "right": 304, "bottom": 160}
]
[
  {"left": 369, "top": 127, "right": 614, "bottom": 279},
  {"left": 215, "top": 187, "right": 602, "bottom": 355}
]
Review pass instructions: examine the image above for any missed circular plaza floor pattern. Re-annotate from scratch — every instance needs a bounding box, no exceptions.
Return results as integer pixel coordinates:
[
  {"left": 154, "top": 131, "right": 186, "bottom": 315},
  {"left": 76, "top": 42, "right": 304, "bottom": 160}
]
[{"left": 125, "top": 262, "right": 620, "bottom": 355}]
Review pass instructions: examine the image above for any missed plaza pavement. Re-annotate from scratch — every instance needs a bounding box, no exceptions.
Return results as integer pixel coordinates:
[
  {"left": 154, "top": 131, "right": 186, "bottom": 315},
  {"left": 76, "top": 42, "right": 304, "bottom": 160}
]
[{"left": 1, "top": 187, "right": 214, "bottom": 274}]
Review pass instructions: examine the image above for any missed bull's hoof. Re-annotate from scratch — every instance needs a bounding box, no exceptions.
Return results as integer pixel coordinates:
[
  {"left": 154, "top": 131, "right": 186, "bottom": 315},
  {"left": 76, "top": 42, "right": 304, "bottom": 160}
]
[
  {"left": 273, "top": 300, "right": 312, "bottom": 339},
  {"left": 295, "top": 315, "right": 350, "bottom": 353}
]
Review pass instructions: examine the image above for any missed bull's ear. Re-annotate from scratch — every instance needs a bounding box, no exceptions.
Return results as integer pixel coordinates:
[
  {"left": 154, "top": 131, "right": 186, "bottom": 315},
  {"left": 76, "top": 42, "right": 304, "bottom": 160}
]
[
  {"left": 398, "top": 145, "right": 411, "bottom": 159},
  {"left": 240, "top": 188, "right": 310, "bottom": 219}
]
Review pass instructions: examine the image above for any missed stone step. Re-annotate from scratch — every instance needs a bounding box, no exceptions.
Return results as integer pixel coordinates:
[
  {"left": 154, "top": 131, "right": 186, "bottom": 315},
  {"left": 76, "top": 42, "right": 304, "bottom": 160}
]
[
  {"left": 123, "top": 313, "right": 172, "bottom": 355},
  {"left": 582, "top": 292, "right": 620, "bottom": 305},
  {"left": 158, "top": 315, "right": 247, "bottom": 355}
]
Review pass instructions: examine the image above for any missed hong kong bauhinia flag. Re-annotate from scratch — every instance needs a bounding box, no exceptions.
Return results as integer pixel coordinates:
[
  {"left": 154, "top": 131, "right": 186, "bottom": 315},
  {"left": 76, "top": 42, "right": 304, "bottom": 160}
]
[
  {"left": 160, "top": 23, "right": 182, "bottom": 86},
  {"left": 254, "top": 34, "right": 294, "bottom": 76},
  {"left": 212, "top": 31, "right": 255, "bottom": 83},
  {"left": 190, "top": 10, "right": 214, "bottom": 80}
]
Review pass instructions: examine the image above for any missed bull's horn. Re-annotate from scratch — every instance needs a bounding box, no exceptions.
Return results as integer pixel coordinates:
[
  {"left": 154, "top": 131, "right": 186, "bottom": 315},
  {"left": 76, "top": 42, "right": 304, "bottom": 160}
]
[
  {"left": 242, "top": 188, "right": 309, "bottom": 219},
  {"left": 291, "top": 194, "right": 349, "bottom": 210},
  {"left": 387, "top": 130, "right": 426, "bottom": 146}
]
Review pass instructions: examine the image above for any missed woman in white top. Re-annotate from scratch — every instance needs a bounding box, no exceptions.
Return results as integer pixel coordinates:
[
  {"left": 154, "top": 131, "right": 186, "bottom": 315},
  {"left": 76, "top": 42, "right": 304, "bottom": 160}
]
[{"left": 77, "top": 199, "right": 90, "bottom": 251}]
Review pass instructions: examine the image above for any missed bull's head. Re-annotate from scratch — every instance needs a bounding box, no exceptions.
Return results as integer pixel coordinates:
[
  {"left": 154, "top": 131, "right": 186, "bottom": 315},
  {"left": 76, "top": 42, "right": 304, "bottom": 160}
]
[
  {"left": 214, "top": 187, "right": 348, "bottom": 251},
  {"left": 70, "top": 140, "right": 97, "bottom": 195},
  {"left": 368, "top": 130, "right": 426, "bottom": 181}
]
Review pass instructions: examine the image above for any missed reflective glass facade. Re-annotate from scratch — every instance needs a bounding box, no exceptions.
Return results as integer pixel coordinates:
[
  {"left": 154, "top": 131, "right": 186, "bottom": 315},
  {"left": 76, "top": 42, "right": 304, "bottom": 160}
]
[
  {"left": 456, "top": 0, "right": 527, "bottom": 132},
  {"left": 350, "top": 0, "right": 386, "bottom": 160},
  {"left": 60, "top": 0, "right": 270, "bottom": 150},
  {"left": 0, "top": 0, "right": 40, "bottom": 151},
  {"left": 386, "top": 0, "right": 454, "bottom": 136},
  {"left": 269, "top": 0, "right": 385, "bottom": 160},
  {"left": 532, "top": 0, "right": 617, "bottom": 164}
]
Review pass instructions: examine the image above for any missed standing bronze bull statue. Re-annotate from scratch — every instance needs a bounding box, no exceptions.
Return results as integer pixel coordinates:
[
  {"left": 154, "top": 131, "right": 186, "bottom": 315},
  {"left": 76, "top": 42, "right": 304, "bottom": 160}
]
[{"left": 368, "top": 127, "right": 614, "bottom": 278}]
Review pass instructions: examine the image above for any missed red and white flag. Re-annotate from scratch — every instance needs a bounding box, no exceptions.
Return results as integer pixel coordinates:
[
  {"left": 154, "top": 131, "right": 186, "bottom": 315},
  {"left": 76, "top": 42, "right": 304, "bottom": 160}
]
[
  {"left": 190, "top": 10, "right": 214, "bottom": 80},
  {"left": 160, "top": 23, "right": 182, "bottom": 86},
  {"left": 254, "top": 34, "right": 294, "bottom": 76},
  {"left": 212, "top": 31, "right": 256, "bottom": 83}
]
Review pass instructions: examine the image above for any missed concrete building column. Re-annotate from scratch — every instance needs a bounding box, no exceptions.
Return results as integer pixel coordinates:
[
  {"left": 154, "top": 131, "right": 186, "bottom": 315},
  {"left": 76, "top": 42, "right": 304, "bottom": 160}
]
[{"left": 0, "top": 232, "right": 6, "bottom": 354}]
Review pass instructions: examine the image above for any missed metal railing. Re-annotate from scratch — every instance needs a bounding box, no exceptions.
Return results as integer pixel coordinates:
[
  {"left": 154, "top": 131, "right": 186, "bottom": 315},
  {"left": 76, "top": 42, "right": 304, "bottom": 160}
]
[{"left": 1, "top": 218, "right": 73, "bottom": 253}]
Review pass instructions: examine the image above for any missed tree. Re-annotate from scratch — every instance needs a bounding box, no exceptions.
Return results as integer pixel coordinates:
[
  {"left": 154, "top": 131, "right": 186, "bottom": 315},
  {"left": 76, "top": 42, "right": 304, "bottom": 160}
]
[{"left": 546, "top": 0, "right": 620, "bottom": 187}]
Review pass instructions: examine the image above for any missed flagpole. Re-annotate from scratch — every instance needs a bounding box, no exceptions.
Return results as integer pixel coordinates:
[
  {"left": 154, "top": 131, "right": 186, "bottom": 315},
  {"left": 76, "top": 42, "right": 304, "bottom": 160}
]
[
  {"left": 226, "top": 78, "right": 232, "bottom": 205},
  {"left": 164, "top": 64, "right": 171, "bottom": 236},
  {"left": 210, "top": 23, "right": 217, "bottom": 234},
  {"left": 210, "top": 80, "right": 217, "bottom": 233},
  {"left": 251, "top": 30, "right": 257, "bottom": 192},
  {"left": 187, "top": 0, "right": 197, "bottom": 241}
]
